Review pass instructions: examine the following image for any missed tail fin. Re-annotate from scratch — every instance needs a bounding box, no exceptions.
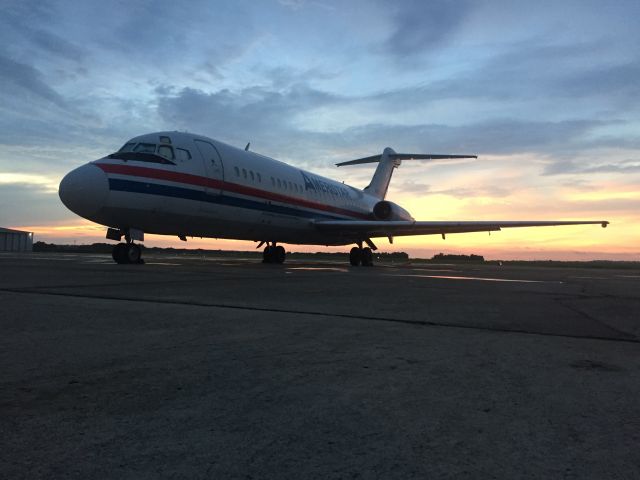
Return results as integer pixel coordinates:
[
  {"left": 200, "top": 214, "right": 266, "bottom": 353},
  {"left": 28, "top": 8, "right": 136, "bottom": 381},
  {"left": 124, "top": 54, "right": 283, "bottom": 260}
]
[{"left": 336, "top": 148, "right": 477, "bottom": 200}]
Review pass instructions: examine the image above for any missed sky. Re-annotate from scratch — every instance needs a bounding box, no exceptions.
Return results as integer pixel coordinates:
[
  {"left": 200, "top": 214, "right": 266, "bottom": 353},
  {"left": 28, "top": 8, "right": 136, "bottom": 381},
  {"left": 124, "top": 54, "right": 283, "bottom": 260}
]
[{"left": 0, "top": 0, "right": 638, "bottom": 260}]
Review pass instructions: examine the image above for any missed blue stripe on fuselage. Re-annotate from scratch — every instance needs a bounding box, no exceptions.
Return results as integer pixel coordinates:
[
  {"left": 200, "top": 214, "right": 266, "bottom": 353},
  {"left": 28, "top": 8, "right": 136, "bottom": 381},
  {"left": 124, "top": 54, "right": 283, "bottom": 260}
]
[{"left": 108, "top": 178, "right": 348, "bottom": 220}]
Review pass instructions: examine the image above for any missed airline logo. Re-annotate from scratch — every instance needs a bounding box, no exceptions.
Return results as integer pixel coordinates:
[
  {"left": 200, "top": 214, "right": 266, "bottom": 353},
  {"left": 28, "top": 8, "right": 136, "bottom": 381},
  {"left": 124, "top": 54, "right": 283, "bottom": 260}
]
[{"left": 301, "top": 171, "right": 351, "bottom": 199}]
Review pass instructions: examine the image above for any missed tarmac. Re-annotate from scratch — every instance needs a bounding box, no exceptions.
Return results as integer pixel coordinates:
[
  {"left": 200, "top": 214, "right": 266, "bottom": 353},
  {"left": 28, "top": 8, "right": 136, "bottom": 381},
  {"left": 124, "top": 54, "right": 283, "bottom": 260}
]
[{"left": 1, "top": 251, "right": 639, "bottom": 479}]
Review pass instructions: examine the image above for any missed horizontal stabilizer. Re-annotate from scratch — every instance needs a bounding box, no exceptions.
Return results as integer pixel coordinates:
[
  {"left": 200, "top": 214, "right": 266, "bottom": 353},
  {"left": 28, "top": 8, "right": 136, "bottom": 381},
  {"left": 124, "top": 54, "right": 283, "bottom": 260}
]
[
  {"left": 336, "top": 153, "right": 477, "bottom": 167},
  {"left": 335, "top": 147, "right": 477, "bottom": 200}
]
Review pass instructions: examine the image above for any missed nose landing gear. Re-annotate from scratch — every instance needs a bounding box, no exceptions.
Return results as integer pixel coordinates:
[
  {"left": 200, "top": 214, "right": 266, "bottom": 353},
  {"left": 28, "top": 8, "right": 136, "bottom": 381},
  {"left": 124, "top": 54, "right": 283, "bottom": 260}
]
[
  {"left": 112, "top": 242, "right": 143, "bottom": 264},
  {"left": 109, "top": 228, "right": 145, "bottom": 264}
]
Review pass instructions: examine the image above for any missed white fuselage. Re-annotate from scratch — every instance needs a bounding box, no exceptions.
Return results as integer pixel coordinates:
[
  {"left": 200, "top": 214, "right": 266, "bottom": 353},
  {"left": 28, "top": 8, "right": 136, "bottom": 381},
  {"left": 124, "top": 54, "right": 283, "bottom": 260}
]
[{"left": 60, "top": 131, "right": 379, "bottom": 246}]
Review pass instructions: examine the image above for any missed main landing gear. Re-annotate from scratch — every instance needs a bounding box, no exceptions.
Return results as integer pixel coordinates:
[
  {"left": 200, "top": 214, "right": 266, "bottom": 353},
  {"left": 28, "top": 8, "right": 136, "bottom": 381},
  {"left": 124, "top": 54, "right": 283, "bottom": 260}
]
[
  {"left": 350, "top": 246, "right": 373, "bottom": 267},
  {"left": 112, "top": 242, "right": 144, "bottom": 264},
  {"left": 263, "top": 243, "right": 286, "bottom": 264}
]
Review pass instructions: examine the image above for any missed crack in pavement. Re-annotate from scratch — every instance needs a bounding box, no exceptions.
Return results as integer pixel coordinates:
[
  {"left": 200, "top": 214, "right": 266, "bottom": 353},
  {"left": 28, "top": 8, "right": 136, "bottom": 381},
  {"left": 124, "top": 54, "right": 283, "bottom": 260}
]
[{"left": 2, "top": 288, "right": 639, "bottom": 345}]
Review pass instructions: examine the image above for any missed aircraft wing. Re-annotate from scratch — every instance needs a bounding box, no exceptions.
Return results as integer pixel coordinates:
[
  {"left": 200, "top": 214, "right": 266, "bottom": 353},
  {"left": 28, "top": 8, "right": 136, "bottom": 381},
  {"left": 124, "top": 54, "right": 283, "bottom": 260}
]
[{"left": 314, "top": 220, "right": 609, "bottom": 238}]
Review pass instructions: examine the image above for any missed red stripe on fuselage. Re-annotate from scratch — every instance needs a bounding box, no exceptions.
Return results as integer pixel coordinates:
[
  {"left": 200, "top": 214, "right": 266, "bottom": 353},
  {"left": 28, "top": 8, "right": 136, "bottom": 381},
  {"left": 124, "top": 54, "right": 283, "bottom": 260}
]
[
  {"left": 95, "top": 162, "right": 369, "bottom": 219},
  {"left": 96, "top": 163, "right": 220, "bottom": 188}
]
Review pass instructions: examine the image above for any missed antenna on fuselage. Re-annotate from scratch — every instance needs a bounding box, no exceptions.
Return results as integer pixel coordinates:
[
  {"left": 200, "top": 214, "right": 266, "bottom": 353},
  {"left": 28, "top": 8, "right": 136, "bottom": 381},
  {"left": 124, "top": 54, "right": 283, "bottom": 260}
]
[{"left": 245, "top": 142, "right": 250, "bottom": 151}]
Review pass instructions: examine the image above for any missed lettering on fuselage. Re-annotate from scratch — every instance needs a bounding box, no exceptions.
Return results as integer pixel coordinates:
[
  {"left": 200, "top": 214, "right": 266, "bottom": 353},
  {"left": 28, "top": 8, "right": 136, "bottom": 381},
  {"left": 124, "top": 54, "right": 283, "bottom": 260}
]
[{"left": 300, "top": 171, "right": 351, "bottom": 199}]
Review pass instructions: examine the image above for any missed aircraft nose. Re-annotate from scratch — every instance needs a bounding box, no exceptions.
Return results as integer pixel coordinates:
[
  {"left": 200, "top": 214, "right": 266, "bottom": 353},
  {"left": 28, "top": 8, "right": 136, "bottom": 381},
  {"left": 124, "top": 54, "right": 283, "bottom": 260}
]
[{"left": 59, "top": 163, "right": 109, "bottom": 219}]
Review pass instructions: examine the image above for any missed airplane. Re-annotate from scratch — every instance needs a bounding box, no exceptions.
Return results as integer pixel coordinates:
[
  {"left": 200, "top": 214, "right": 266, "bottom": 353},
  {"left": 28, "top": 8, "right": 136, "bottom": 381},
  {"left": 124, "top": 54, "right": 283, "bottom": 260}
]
[{"left": 58, "top": 131, "right": 609, "bottom": 266}]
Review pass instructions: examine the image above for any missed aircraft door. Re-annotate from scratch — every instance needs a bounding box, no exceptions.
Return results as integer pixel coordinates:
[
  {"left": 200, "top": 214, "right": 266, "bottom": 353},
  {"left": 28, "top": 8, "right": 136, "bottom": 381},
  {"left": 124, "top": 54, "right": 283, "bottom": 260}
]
[{"left": 194, "top": 139, "right": 224, "bottom": 196}]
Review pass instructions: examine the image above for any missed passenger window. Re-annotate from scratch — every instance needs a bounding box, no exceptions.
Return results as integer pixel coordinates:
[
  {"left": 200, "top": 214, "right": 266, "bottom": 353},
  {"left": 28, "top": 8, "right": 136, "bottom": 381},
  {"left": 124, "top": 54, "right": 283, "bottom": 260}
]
[
  {"left": 288, "top": 181, "right": 293, "bottom": 191},
  {"left": 176, "top": 148, "right": 191, "bottom": 161},
  {"left": 257, "top": 173, "right": 261, "bottom": 183},
  {"left": 271, "top": 177, "right": 275, "bottom": 186},
  {"left": 118, "top": 142, "right": 136, "bottom": 152},
  {"left": 133, "top": 143, "right": 156, "bottom": 153},
  {"left": 234, "top": 166, "right": 240, "bottom": 176},
  {"left": 157, "top": 145, "right": 175, "bottom": 160},
  {"left": 250, "top": 171, "right": 255, "bottom": 181},
  {"left": 242, "top": 169, "right": 247, "bottom": 179},
  {"left": 277, "top": 179, "right": 281, "bottom": 188}
]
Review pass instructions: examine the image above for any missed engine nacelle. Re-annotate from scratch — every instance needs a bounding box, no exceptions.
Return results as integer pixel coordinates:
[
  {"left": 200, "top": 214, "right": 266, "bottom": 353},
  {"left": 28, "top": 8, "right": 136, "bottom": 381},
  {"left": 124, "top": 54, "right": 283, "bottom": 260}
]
[{"left": 372, "top": 200, "right": 414, "bottom": 221}]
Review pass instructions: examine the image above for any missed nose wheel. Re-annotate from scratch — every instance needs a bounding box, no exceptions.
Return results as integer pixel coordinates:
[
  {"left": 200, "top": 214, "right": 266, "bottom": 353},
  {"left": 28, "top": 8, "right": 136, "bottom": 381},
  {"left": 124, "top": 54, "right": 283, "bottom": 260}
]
[{"left": 112, "top": 242, "right": 143, "bottom": 264}]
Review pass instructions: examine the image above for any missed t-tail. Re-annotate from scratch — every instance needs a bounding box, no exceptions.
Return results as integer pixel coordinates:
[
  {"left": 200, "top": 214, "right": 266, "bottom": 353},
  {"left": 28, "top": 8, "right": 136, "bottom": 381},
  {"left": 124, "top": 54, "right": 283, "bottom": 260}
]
[{"left": 336, "top": 148, "right": 477, "bottom": 200}]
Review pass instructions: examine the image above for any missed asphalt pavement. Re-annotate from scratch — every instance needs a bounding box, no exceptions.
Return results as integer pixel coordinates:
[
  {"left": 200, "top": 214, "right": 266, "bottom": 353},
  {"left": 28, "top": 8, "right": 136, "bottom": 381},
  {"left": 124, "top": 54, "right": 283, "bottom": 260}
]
[{"left": 2, "top": 252, "right": 639, "bottom": 479}]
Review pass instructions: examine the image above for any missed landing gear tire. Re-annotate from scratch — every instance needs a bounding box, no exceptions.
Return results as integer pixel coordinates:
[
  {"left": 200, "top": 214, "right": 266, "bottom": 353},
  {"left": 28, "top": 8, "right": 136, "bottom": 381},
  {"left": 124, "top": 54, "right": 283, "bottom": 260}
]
[
  {"left": 112, "top": 242, "right": 143, "bottom": 264},
  {"left": 263, "top": 245, "right": 285, "bottom": 264},
  {"left": 112, "top": 243, "right": 128, "bottom": 264},
  {"left": 126, "top": 243, "right": 142, "bottom": 264},
  {"left": 274, "top": 245, "right": 286, "bottom": 264},
  {"left": 350, "top": 246, "right": 374, "bottom": 267},
  {"left": 361, "top": 247, "right": 373, "bottom": 266},
  {"left": 349, "top": 247, "right": 361, "bottom": 266},
  {"left": 263, "top": 246, "right": 274, "bottom": 263}
]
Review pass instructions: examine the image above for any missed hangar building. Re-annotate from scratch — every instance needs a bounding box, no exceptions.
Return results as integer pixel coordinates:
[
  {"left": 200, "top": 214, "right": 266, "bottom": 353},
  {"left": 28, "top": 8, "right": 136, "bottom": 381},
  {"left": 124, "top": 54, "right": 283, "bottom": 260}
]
[{"left": 0, "top": 227, "right": 33, "bottom": 252}]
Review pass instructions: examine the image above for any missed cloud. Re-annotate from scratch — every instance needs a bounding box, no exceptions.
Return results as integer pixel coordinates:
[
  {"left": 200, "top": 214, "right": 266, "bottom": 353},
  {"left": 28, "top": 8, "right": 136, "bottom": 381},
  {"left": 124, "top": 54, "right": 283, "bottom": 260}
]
[
  {"left": 278, "top": 0, "right": 307, "bottom": 9},
  {"left": 27, "top": 28, "right": 85, "bottom": 63},
  {"left": 339, "top": 118, "right": 605, "bottom": 156},
  {"left": 264, "top": 66, "right": 339, "bottom": 89},
  {"left": 558, "top": 62, "right": 640, "bottom": 104},
  {"left": 582, "top": 160, "right": 640, "bottom": 173},
  {"left": 155, "top": 68, "right": 615, "bottom": 160},
  {"left": 0, "top": 54, "right": 68, "bottom": 109},
  {"left": 428, "top": 185, "right": 513, "bottom": 199},
  {"left": 0, "top": 1, "right": 57, "bottom": 26},
  {"left": 370, "top": 39, "right": 640, "bottom": 115},
  {"left": 384, "top": 0, "right": 473, "bottom": 57},
  {"left": 544, "top": 158, "right": 640, "bottom": 175},
  {"left": 0, "top": 172, "right": 60, "bottom": 193},
  {"left": 101, "top": 0, "right": 254, "bottom": 63},
  {"left": 396, "top": 180, "right": 430, "bottom": 195},
  {"left": 395, "top": 179, "right": 513, "bottom": 199},
  {"left": 0, "top": 2, "right": 86, "bottom": 68},
  {"left": 563, "top": 198, "right": 640, "bottom": 214},
  {"left": 0, "top": 183, "right": 68, "bottom": 225},
  {"left": 156, "top": 82, "right": 341, "bottom": 150}
]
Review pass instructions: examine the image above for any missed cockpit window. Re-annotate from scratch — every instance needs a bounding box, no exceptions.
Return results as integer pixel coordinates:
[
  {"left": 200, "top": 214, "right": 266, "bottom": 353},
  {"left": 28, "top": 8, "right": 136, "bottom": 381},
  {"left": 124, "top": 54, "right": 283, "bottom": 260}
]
[
  {"left": 157, "top": 145, "right": 175, "bottom": 160},
  {"left": 176, "top": 148, "right": 191, "bottom": 161},
  {"left": 118, "top": 142, "right": 136, "bottom": 152},
  {"left": 107, "top": 150, "right": 175, "bottom": 165},
  {"left": 159, "top": 135, "right": 172, "bottom": 144},
  {"left": 133, "top": 143, "right": 156, "bottom": 153}
]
